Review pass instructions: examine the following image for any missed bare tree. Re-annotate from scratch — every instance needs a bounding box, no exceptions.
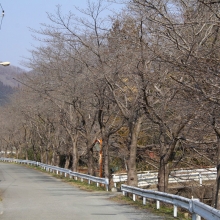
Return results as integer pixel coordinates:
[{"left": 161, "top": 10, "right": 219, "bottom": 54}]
[{"left": 130, "top": 0, "right": 220, "bottom": 197}]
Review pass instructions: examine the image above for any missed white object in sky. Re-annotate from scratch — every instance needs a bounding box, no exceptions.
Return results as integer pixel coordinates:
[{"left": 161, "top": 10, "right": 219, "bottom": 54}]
[{"left": 0, "top": 62, "right": 10, "bottom": 66}]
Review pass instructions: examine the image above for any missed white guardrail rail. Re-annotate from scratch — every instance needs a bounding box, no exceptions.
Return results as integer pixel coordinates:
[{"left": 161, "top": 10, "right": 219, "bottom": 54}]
[
  {"left": 0, "top": 158, "right": 109, "bottom": 190},
  {"left": 121, "top": 184, "right": 220, "bottom": 220},
  {"left": 113, "top": 168, "right": 217, "bottom": 187}
]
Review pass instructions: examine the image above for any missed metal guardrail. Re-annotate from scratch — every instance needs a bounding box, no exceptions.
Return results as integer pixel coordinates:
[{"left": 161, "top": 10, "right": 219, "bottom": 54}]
[
  {"left": 113, "top": 168, "right": 217, "bottom": 187},
  {"left": 1, "top": 157, "right": 219, "bottom": 219},
  {"left": 121, "top": 184, "right": 220, "bottom": 220},
  {"left": 0, "top": 158, "right": 109, "bottom": 190}
]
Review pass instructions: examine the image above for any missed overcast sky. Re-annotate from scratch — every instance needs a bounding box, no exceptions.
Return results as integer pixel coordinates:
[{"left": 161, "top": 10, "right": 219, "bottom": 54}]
[{"left": 0, "top": 0, "right": 122, "bottom": 70}]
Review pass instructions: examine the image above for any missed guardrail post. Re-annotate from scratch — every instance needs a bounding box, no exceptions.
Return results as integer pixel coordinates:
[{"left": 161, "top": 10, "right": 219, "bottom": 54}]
[
  {"left": 173, "top": 205, "right": 177, "bottom": 217},
  {"left": 143, "top": 197, "right": 146, "bottom": 205},
  {"left": 156, "top": 200, "right": 160, "bottom": 209},
  {"left": 192, "top": 213, "right": 201, "bottom": 220},
  {"left": 97, "top": 182, "right": 100, "bottom": 187},
  {"left": 133, "top": 194, "right": 136, "bottom": 201},
  {"left": 123, "top": 191, "right": 126, "bottom": 196},
  {"left": 199, "top": 173, "right": 202, "bottom": 186},
  {"left": 88, "top": 179, "right": 91, "bottom": 184},
  {"left": 190, "top": 199, "right": 201, "bottom": 220}
]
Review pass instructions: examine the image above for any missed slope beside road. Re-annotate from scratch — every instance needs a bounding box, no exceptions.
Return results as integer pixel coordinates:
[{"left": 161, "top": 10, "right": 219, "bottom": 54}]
[{"left": 0, "top": 163, "right": 164, "bottom": 220}]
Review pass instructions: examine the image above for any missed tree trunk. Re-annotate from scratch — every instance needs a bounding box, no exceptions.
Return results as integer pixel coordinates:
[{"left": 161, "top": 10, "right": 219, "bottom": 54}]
[
  {"left": 72, "top": 136, "right": 78, "bottom": 172},
  {"left": 56, "top": 154, "right": 60, "bottom": 167},
  {"left": 127, "top": 146, "right": 138, "bottom": 186},
  {"left": 72, "top": 141, "right": 79, "bottom": 172},
  {"left": 4, "top": 146, "right": 7, "bottom": 158},
  {"left": 51, "top": 150, "right": 55, "bottom": 166},
  {"left": 157, "top": 135, "right": 178, "bottom": 192},
  {"left": 45, "top": 149, "right": 49, "bottom": 165},
  {"left": 211, "top": 117, "right": 220, "bottom": 208},
  {"left": 16, "top": 148, "right": 19, "bottom": 159},
  {"left": 127, "top": 116, "right": 144, "bottom": 186},
  {"left": 213, "top": 172, "right": 220, "bottom": 209},
  {"left": 40, "top": 146, "right": 44, "bottom": 163},
  {"left": 64, "top": 155, "right": 70, "bottom": 169},
  {"left": 87, "top": 147, "right": 94, "bottom": 175},
  {"left": 103, "top": 138, "right": 110, "bottom": 180},
  {"left": 158, "top": 159, "right": 170, "bottom": 192},
  {"left": 213, "top": 135, "right": 220, "bottom": 209},
  {"left": 34, "top": 153, "right": 37, "bottom": 162},
  {"left": 25, "top": 146, "right": 28, "bottom": 160}
]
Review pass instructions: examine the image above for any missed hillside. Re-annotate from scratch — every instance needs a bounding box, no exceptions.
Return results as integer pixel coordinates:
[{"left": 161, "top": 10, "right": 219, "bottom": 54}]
[
  {"left": 0, "top": 65, "right": 25, "bottom": 87},
  {"left": 0, "top": 64, "right": 26, "bottom": 105},
  {"left": 0, "top": 81, "right": 14, "bottom": 105}
]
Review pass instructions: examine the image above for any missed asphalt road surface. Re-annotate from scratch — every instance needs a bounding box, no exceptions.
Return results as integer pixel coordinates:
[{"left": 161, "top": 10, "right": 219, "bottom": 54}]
[{"left": 0, "top": 163, "right": 164, "bottom": 220}]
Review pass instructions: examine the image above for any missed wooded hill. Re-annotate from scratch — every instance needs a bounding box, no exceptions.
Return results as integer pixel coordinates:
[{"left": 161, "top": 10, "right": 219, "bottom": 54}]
[
  {"left": 0, "top": 65, "right": 24, "bottom": 104},
  {"left": 0, "top": 65, "right": 23, "bottom": 87}
]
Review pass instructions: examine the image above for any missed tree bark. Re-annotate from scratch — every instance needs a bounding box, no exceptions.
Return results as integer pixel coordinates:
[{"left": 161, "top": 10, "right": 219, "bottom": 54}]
[
  {"left": 127, "top": 115, "right": 144, "bottom": 186},
  {"left": 16, "top": 148, "right": 19, "bottom": 159},
  {"left": 51, "top": 150, "right": 55, "bottom": 166},
  {"left": 157, "top": 135, "right": 179, "bottom": 192},
  {"left": 158, "top": 158, "right": 170, "bottom": 192},
  {"left": 25, "top": 146, "right": 28, "bottom": 160},
  {"left": 103, "top": 138, "right": 110, "bottom": 180},
  {"left": 213, "top": 131, "right": 220, "bottom": 208},
  {"left": 40, "top": 146, "right": 44, "bottom": 163},
  {"left": 87, "top": 147, "right": 94, "bottom": 175},
  {"left": 45, "top": 149, "right": 49, "bottom": 165},
  {"left": 56, "top": 154, "right": 60, "bottom": 167},
  {"left": 72, "top": 135, "right": 78, "bottom": 172},
  {"left": 64, "top": 155, "right": 70, "bottom": 169}
]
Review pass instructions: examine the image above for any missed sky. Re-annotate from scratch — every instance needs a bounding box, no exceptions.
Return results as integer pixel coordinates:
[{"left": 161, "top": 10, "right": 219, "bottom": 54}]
[{"left": 0, "top": 1, "right": 122, "bottom": 71}]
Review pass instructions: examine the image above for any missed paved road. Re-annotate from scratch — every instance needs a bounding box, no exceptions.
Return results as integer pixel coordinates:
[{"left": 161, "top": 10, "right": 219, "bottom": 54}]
[{"left": 0, "top": 163, "right": 164, "bottom": 220}]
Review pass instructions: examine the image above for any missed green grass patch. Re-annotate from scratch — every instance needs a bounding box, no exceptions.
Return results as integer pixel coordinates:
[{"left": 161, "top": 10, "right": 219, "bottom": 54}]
[
  {"left": 53, "top": 173, "right": 106, "bottom": 192},
  {"left": 109, "top": 194, "right": 191, "bottom": 220}
]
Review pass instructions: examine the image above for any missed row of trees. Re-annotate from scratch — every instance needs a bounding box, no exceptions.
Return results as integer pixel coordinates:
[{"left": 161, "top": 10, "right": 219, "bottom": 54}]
[{"left": 0, "top": 0, "right": 220, "bottom": 207}]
